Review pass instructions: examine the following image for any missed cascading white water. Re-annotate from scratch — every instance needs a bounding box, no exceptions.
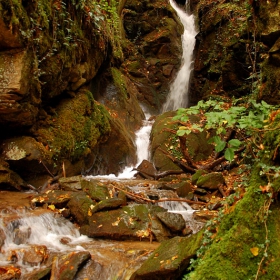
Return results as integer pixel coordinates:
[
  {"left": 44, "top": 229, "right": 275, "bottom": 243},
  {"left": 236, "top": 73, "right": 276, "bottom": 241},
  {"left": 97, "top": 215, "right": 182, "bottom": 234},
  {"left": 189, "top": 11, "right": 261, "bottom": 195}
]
[
  {"left": 0, "top": 212, "right": 89, "bottom": 255},
  {"left": 162, "top": 0, "right": 197, "bottom": 112}
]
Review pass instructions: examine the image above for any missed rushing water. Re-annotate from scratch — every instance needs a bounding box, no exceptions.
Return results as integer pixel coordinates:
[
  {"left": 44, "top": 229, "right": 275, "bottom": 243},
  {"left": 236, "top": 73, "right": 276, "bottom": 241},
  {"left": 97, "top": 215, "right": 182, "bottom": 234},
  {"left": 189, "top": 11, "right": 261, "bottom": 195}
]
[
  {"left": 0, "top": 205, "right": 157, "bottom": 279},
  {"left": 91, "top": 0, "right": 198, "bottom": 227},
  {"left": 162, "top": 0, "right": 197, "bottom": 112}
]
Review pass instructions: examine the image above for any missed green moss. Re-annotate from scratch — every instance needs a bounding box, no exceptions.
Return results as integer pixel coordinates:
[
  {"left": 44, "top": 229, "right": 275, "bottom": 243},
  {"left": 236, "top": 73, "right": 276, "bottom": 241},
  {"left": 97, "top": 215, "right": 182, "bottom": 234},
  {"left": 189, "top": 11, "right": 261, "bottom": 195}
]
[
  {"left": 186, "top": 163, "right": 280, "bottom": 279},
  {"left": 111, "top": 67, "right": 128, "bottom": 99},
  {"left": 37, "top": 90, "right": 110, "bottom": 164}
]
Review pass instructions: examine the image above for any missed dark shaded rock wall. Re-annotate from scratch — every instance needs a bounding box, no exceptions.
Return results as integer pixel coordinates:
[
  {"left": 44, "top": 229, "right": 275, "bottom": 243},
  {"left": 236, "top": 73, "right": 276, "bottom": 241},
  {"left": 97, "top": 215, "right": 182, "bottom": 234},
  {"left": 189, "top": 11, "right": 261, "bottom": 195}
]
[
  {"left": 189, "top": 0, "right": 280, "bottom": 106},
  {"left": 0, "top": 0, "right": 183, "bottom": 189}
]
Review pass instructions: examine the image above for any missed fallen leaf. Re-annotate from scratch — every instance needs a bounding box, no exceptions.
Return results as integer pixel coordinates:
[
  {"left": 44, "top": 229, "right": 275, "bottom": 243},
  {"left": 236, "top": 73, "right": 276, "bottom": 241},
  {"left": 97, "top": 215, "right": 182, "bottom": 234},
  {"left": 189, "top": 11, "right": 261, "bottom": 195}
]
[
  {"left": 172, "top": 255, "right": 178, "bottom": 261},
  {"left": 88, "top": 209, "right": 92, "bottom": 216},
  {"left": 48, "top": 204, "right": 55, "bottom": 211},
  {"left": 259, "top": 185, "right": 270, "bottom": 193},
  {"left": 250, "top": 247, "right": 259, "bottom": 256}
]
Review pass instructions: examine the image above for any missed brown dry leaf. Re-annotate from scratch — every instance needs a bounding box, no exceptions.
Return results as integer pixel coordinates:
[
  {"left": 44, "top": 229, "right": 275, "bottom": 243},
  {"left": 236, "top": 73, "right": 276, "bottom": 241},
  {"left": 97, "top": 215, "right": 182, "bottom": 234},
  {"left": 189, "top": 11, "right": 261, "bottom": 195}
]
[
  {"left": 250, "top": 247, "right": 259, "bottom": 256},
  {"left": 171, "top": 255, "right": 178, "bottom": 261}
]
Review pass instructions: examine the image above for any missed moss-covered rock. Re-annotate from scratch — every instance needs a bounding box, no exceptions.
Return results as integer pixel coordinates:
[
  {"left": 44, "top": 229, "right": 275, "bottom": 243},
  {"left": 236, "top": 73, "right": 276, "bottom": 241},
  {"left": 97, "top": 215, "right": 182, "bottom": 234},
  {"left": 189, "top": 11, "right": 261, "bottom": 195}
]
[
  {"left": 81, "top": 180, "right": 110, "bottom": 201},
  {"left": 150, "top": 111, "right": 213, "bottom": 171},
  {"left": 67, "top": 192, "right": 95, "bottom": 226},
  {"left": 130, "top": 232, "right": 203, "bottom": 280},
  {"left": 80, "top": 204, "right": 169, "bottom": 241}
]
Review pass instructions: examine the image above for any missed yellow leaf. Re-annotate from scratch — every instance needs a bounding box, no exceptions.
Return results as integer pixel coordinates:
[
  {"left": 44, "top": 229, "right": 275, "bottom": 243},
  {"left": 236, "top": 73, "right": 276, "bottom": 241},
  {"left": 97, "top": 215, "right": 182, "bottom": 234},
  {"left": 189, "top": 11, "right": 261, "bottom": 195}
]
[
  {"left": 179, "top": 126, "right": 187, "bottom": 130},
  {"left": 250, "top": 247, "right": 259, "bottom": 256},
  {"left": 172, "top": 255, "right": 178, "bottom": 261},
  {"left": 112, "top": 220, "right": 120, "bottom": 226},
  {"left": 48, "top": 204, "right": 55, "bottom": 211},
  {"left": 88, "top": 209, "right": 92, "bottom": 216}
]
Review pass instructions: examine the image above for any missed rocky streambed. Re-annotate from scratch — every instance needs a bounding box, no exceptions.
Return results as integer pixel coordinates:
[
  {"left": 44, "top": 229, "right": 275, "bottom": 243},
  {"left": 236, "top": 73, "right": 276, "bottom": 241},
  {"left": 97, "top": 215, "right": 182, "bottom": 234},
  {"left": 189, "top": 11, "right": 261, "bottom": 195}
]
[{"left": 0, "top": 171, "right": 233, "bottom": 279}]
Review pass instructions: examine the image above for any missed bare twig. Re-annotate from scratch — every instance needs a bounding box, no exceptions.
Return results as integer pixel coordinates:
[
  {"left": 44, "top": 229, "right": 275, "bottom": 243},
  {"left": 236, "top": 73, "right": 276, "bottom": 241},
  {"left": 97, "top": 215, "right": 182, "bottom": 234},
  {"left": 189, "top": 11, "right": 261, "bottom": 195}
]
[
  {"left": 39, "top": 159, "right": 54, "bottom": 178},
  {"left": 255, "top": 196, "right": 272, "bottom": 280},
  {"left": 158, "top": 148, "right": 197, "bottom": 173},
  {"left": 107, "top": 184, "right": 206, "bottom": 205}
]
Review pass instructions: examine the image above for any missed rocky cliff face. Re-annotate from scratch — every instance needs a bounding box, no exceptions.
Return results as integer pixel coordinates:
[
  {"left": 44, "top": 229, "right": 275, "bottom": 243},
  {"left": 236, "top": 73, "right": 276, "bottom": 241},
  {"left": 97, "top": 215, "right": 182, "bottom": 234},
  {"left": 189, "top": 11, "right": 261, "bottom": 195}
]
[
  {"left": 189, "top": 0, "right": 280, "bottom": 106},
  {"left": 0, "top": 0, "right": 183, "bottom": 189}
]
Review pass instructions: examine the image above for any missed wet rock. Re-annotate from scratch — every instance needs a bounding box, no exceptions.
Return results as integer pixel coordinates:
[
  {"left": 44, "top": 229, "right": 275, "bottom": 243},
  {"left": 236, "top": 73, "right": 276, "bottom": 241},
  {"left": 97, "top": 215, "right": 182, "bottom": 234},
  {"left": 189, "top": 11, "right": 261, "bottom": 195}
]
[
  {"left": 1, "top": 136, "right": 52, "bottom": 186},
  {"left": 80, "top": 204, "right": 168, "bottom": 241},
  {"left": 134, "top": 160, "right": 157, "bottom": 180},
  {"left": 89, "top": 117, "right": 137, "bottom": 175},
  {"left": 50, "top": 251, "right": 91, "bottom": 280},
  {"left": 0, "top": 162, "right": 27, "bottom": 191},
  {"left": 191, "top": 169, "right": 208, "bottom": 185},
  {"left": 81, "top": 179, "right": 110, "bottom": 201},
  {"left": 90, "top": 197, "right": 126, "bottom": 214},
  {"left": 0, "top": 228, "right": 5, "bottom": 250},
  {"left": 196, "top": 172, "right": 225, "bottom": 190},
  {"left": 13, "top": 227, "right": 31, "bottom": 245},
  {"left": 130, "top": 233, "right": 203, "bottom": 280},
  {"left": 75, "top": 259, "right": 104, "bottom": 280},
  {"left": 31, "top": 190, "right": 73, "bottom": 208},
  {"left": 193, "top": 210, "right": 218, "bottom": 223},
  {"left": 159, "top": 181, "right": 193, "bottom": 198},
  {"left": 156, "top": 212, "right": 186, "bottom": 233},
  {"left": 195, "top": 195, "right": 210, "bottom": 203},
  {"left": 59, "top": 176, "right": 83, "bottom": 191},
  {"left": 0, "top": 265, "right": 21, "bottom": 280},
  {"left": 150, "top": 217, "right": 171, "bottom": 242},
  {"left": 22, "top": 245, "right": 48, "bottom": 266},
  {"left": 24, "top": 266, "right": 51, "bottom": 280},
  {"left": 67, "top": 192, "right": 95, "bottom": 225},
  {"left": 194, "top": 187, "right": 208, "bottom": 195}
]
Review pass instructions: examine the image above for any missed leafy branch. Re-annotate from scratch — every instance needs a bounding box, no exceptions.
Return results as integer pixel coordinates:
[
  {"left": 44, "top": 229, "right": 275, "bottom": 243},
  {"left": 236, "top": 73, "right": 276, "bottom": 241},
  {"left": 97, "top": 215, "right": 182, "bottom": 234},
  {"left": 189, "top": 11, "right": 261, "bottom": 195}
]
[{"left": 161, "top": 98, "right": 278, "bottom": 175}]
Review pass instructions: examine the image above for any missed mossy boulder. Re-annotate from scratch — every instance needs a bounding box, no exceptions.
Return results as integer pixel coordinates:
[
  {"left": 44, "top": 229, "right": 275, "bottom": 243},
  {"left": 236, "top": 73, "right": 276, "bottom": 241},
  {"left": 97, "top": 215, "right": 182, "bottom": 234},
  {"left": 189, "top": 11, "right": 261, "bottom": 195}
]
[
  {"left": 196, "top": 172, "right": 225, "bottom": 190},
  {"left": 80, "top": 204, "right": 171, "bottom": 241},
  {"left": 150, "top": 111, "right": 214, "bottom": 172},
  {"left": 67, "top": 192, "right": 95, "bottom": 226},
  {"left": 81, "top": 180, "right": 110, "bottom": 201},
  {"left": 50, "top": 251, "right": 91, "bottom": 280},
  {"left": 130, "top": 232, "right": 203, "bottom": 280},
  {"left": 90, "top": 197, "right": 127, "bottom": 214}
]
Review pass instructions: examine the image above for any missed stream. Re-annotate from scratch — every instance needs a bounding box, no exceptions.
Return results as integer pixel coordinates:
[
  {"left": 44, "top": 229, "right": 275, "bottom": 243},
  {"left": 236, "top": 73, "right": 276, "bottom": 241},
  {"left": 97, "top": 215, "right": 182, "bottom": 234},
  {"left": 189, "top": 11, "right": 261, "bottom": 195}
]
[{"left": 0, "top": 1, "right": 198, "bottom": 279}]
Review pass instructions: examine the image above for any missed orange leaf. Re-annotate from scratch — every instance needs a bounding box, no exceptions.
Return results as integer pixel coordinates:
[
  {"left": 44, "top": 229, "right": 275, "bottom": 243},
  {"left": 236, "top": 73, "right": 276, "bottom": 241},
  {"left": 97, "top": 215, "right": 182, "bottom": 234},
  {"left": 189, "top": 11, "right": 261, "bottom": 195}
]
[
  {"left": 250, "top": 247, "right": 259, "bottom": 256},
  {"left": 259, "top": 185, "right": 270, "bottom": 193}
]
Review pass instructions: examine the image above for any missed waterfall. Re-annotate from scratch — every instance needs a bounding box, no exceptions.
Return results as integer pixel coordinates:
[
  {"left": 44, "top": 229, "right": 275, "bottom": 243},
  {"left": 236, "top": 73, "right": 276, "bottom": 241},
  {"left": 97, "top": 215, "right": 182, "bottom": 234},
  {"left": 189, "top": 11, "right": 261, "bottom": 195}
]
[{"left": 162, "top": 0, "right": 197, "bottom": 112}]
